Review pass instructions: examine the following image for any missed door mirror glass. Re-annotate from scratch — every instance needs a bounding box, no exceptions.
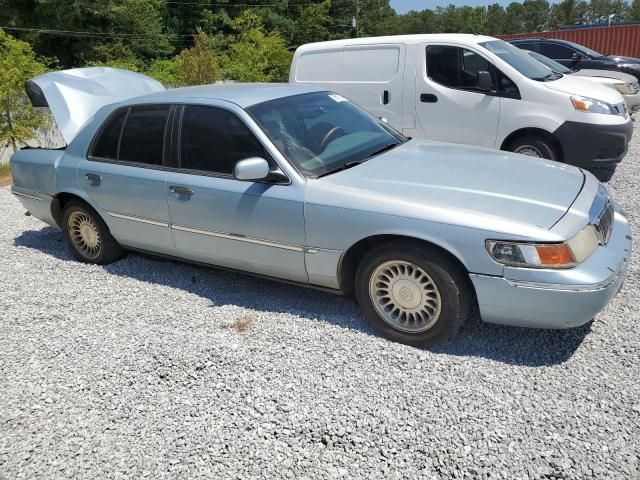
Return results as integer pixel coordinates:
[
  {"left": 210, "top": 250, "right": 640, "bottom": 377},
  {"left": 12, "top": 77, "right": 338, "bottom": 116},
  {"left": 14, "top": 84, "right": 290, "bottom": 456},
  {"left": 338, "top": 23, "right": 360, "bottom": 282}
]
[
  {"left": 234, "top": 157, "right": 270, "bottom": 181},
  {"left": 477, "top": 70, "right": 493, "bottom": 91}
]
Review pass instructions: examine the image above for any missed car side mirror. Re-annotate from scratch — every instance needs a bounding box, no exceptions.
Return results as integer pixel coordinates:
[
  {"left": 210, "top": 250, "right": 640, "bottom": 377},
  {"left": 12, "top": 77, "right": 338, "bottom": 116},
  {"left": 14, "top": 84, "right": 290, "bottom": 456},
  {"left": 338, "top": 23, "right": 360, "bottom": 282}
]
[
  {"left": 571, "top": 52, "right": 584, "bottom": 61},
  {"left": 477, "top": 70, "right": 493, "bottom": 92},
  {"left": 233, "top": 157, "right": 270, "bottom": 181}
]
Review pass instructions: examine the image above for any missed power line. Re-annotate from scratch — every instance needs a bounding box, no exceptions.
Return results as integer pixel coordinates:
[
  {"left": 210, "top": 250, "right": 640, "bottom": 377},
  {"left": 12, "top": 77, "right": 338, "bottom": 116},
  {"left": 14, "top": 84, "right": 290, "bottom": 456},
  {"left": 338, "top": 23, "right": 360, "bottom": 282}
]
[{"left": 0, "top": 26, "right": 194, "bottom": 38}]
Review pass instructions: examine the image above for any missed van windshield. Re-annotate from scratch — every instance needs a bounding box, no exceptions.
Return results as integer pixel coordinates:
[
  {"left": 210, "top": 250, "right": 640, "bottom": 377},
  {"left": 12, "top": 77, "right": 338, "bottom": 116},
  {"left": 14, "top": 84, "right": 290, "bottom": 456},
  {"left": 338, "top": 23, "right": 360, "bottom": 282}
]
[
  {"left": 248, "top": 92, "right": 406, "bottom": 178},
  {"left": 480, "top": 40, "right": 561, "bottom": 81}
]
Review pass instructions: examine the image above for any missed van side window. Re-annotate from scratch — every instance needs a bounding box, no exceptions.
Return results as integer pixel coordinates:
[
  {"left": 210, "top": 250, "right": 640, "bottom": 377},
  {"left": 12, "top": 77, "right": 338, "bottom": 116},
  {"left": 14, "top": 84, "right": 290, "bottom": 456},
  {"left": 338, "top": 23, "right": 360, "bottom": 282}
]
[
  {"left": 119, "top": 105, "right": 171, "bottom": 166},
  {"left": 426, "top": 45, "right": 491, "bottom": 92},
  {"left": 539, "top": 43, "right": 575, "bottom": 60},
  {"left": 180, "top": 105, "right": 268, "bottom": 175}
]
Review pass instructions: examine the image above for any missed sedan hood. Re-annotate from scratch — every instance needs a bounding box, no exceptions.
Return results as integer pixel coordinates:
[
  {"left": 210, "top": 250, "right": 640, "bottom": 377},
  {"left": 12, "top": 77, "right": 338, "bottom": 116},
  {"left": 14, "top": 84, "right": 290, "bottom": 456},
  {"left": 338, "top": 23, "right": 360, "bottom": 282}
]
[
  {"left": 543, "top": 74, "right": 625, "bottom": 104},
  {"left": 309, "top": 140, "right": 585, "bottom": 232},
  {"left": 25, "top": 67, "right": 165, "bottom": 144}
]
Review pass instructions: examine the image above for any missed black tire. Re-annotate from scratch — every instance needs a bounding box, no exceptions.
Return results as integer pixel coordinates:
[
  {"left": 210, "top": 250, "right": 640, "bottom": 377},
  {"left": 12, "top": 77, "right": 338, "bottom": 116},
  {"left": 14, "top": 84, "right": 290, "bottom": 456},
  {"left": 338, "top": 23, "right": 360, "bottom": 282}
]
[
  {"left": 61, "top": 200, "right": 125, "bottom": 264},
  {"left": 507, "top": 134, "right": 559, "bottom": 161},
  {"left": 354, "top": 243, "right": 472, "bottom": 347}
]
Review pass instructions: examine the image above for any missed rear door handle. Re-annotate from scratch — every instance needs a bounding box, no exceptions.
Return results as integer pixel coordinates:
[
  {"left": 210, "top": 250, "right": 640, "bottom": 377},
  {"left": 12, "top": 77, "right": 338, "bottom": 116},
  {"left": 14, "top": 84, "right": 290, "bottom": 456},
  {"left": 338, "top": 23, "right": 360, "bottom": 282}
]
[
  {"left": 85, "top": 173, "right": 102, "bottom": 185},
  {"left": 169, "top": 185, "right": 194, "bottom": 196},
  {"left": 382, "top": 90, "right": 390, "bottom": 105},
  {"left": 420, "top": 93, "right": 438, "bottom": 103}
]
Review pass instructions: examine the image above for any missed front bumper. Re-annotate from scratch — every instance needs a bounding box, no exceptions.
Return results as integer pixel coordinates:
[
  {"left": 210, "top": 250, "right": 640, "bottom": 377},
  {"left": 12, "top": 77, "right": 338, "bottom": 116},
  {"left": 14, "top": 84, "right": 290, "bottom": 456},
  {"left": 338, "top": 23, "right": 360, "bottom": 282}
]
[
  {"left": 624, "top": 91, "right": 640, "bottom": 113},
  {"left": 553, "top": 119, "right": 634, "bottom": 167},
  {"left": 470, "top": 206, "right": 632, "bottom": 329}
]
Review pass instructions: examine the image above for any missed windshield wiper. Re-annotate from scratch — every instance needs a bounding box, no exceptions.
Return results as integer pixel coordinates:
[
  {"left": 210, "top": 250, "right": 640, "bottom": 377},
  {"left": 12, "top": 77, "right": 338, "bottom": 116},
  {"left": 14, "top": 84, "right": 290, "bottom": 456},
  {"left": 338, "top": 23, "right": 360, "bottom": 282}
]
[
  {"left": 367, "top": 142, "right": 401, "bottom": 158},
  {"left": 317, "top": 160, "right": 366, "bottom": 178}
]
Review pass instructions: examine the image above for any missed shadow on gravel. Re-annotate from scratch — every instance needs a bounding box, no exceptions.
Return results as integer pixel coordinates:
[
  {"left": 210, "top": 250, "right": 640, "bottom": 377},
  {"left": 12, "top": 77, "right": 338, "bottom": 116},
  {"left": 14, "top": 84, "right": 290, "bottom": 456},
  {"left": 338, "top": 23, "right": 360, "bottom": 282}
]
[{"left": 16, "top": 226, "right": 591, "bottom": 367}]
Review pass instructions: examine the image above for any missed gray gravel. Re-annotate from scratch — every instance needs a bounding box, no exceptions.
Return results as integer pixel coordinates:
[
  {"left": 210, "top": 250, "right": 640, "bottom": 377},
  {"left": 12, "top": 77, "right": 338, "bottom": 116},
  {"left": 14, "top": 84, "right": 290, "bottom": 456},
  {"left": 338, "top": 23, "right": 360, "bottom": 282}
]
[{"left": 1, "top": 124, "right": 639, "bottom": 480}]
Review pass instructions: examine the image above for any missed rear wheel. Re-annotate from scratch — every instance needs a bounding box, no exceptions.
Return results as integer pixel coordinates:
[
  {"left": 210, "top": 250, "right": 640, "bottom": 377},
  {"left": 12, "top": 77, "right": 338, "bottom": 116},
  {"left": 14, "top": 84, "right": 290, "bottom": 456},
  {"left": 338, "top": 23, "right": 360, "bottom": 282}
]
[
  {"left": 507, "top": 134, "right": 559, "bottom": 161},
  {"left": 355, "top": 243, "right": 471, "bottom": 347},
  {"left": 62, "top": 200, "right": 124, "bottom": 264}
]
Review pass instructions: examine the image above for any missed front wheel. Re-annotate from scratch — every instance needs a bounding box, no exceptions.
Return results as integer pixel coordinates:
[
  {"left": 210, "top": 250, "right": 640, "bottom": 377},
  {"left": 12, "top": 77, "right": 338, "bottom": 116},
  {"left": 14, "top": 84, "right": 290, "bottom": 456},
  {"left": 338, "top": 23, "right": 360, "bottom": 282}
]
[
  {"left": 62, "top": 200, "right": 125, "bottom": 264},
  {"left": 507, "top": 134, "right": 559, "bottom": 161},
  {"left": 355, "top": 244, "right": 472, "bottom": 347}
]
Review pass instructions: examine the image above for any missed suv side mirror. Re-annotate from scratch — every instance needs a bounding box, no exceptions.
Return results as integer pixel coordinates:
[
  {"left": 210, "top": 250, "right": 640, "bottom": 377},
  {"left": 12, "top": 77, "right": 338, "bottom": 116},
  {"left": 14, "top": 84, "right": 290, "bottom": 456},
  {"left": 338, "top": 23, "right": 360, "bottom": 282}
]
[
  {"left": 477, "top": 70, "right": 493, "bottom": 92},
  {"left": 571, "top": 52, "right": 585, "bottom": 61},
  {"left": 233, "top": 157, "right": 270, "bottom": 181}
]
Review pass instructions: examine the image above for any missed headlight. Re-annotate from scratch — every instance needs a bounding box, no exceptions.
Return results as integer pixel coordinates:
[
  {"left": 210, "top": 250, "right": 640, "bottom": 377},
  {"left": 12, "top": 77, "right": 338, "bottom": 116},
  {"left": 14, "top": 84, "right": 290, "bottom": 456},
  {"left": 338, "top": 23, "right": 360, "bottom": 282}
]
[
  {"left": 571, "top": 95, "right": 616, "bottom": 115},
  {"left": 614, "top": 83, "right": 635, "bottom": 95},
  {"left": 486, "top": 225, "right": 599, "bottom": 269}
]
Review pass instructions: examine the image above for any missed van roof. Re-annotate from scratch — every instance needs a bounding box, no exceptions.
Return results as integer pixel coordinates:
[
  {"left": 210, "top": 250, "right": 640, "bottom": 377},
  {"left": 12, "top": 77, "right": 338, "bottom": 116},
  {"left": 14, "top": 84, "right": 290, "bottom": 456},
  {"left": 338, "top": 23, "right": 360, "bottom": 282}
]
[{"left": 295, "top": 34, "right": 498, "bottom": 52}]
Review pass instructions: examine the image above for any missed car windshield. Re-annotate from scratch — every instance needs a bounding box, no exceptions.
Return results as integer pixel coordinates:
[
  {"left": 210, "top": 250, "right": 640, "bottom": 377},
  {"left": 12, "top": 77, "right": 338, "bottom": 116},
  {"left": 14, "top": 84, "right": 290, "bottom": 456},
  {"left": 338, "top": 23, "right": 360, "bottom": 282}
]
[
  {"left": 480, "top": 40, "right": 561, "bottom": 81},
  {"left": 527, "top": 50, "right": 572, "bottom": 74},
  {"left": 247, "top": 92, "right": 406, "bottom": 178}
]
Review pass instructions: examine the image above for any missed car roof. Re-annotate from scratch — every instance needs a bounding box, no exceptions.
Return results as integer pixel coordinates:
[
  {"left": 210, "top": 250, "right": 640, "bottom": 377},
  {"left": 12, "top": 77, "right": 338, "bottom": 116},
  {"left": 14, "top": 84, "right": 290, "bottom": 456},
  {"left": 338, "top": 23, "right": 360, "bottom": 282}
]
[
  {"left": 296, "top": 33, "right": 497, "bottom": 52},
  {"left": 128, "top": 83, "right": 325, "bottom": 109}
]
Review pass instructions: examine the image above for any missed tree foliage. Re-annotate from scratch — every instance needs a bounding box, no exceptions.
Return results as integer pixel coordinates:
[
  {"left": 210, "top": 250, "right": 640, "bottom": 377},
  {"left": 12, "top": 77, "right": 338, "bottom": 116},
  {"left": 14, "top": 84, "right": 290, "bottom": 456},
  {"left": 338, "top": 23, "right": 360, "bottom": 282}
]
[
  {"left": 0, "top": 29, "right": 49, "bottom": 149},
  {"left": 0, "top": 0, "right": 639, "bottom": 92}
]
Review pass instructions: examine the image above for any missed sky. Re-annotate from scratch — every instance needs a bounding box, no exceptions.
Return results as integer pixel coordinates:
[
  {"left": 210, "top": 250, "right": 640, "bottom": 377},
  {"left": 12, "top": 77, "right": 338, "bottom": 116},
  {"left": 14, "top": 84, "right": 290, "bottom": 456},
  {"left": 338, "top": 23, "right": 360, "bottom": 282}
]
[{"left": 389, "top": 0, "right": 528, "bottom": 13}]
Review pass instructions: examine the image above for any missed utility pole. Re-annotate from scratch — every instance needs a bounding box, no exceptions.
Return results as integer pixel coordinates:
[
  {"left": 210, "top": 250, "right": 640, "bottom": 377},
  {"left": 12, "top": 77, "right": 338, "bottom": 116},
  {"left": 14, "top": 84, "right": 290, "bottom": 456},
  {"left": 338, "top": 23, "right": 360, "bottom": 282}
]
[{"left": 351, "top": 0, "right": 360, "bottom": 38}]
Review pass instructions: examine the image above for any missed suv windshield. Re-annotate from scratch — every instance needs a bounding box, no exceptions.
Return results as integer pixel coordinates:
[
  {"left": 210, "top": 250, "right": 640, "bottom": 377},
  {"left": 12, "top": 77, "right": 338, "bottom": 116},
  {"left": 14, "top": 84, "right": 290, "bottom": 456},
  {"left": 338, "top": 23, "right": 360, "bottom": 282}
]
[
  {"left": 480, "top": 40, "right": 561, "bottom": 81},
  {"left": 248, "top": 92, "right": 406, "bottom": 178},
  {"left": 566, "top": 40, "right": 603, "bottom": 58},
  {"left": 527, "top": 50, "right": 573, "bottom": 74}
]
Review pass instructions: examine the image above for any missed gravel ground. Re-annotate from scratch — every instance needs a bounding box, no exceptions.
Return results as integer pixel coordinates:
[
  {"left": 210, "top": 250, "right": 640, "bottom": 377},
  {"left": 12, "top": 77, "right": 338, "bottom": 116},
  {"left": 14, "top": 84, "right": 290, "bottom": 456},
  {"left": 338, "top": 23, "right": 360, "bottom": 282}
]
[{"left": 1, "top": 124, "right": 639, "bottom": 480}]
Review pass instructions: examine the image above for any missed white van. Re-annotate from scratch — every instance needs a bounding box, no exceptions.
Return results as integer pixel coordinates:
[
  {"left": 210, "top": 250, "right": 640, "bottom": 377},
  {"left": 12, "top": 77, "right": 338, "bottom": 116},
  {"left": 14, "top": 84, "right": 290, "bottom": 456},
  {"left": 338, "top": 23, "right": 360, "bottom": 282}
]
[{"left": 290, "top": 34, "right": 633, "bottom": 170}]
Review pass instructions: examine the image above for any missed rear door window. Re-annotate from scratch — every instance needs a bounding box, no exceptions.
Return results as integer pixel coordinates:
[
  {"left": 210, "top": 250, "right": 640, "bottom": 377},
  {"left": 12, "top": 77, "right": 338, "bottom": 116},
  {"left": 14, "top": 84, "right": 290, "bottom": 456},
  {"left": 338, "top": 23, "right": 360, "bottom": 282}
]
[
  {"left": 539, "top": 43, "right": 576, "bottom": 60},
  {"left": 118, "top": 105, "right": 171, "bottom": 165},
  {"left": 90, "top": 104, "right": 171, "bottom": 166},
  {"left": 91, "top": 109, "right": 126, "bottom": 160}
]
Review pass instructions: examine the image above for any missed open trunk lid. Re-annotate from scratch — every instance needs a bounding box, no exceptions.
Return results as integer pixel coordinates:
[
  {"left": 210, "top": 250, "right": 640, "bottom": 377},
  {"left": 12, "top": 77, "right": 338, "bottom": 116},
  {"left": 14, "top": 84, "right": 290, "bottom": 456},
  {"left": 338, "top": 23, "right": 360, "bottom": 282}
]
[{"left": 25, "top": 67, "right": 165, "bottom": 145}]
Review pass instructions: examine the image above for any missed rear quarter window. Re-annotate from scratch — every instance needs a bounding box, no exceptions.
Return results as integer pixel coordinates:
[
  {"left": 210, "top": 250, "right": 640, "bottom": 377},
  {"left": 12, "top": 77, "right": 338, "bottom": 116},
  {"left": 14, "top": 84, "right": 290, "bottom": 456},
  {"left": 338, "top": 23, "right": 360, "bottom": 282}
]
[{"left": 90, "top": 109, "right": 126, "bottom": 160}]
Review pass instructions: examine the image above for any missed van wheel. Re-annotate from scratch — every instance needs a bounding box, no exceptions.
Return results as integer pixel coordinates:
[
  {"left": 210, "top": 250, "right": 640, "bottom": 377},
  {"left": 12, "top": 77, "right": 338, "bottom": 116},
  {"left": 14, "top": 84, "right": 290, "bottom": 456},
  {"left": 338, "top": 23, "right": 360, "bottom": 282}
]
[
  {"left": 355, "top": 243, "right": 471, "bottom": 347},
  {"left": 62, "top": 200, "right": 125, "bottom": 264},
  {"left": 507, "top": 135, "right": 559, "bottom": 161}
]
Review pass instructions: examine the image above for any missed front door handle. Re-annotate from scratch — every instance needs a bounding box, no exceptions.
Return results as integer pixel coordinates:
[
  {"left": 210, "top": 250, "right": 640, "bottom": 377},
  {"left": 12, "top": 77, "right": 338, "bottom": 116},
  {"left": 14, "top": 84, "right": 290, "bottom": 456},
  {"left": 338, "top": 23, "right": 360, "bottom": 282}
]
[
  {"left": 420, "top": 93, "right": 438, "bottom": 103},
  {"left": 169, "top": 185, "right": 194, "bottom": 196},
  {"left": 85, "top": 173, "right": 102, "bottom": 185}
]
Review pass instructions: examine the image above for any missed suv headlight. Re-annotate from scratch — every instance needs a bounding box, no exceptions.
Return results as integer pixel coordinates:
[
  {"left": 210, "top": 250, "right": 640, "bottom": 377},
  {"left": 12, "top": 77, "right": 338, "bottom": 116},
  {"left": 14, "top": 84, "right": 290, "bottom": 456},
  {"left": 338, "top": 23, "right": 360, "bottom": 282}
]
[
  {"left": 571, "top": 95, "right": 616, "bottom": 115},
  {"left": 614, "top": 83, "right": 635, "bottom": 95},
  {"left": 486, "top": 225, "right": 599, "bottom": 269}
]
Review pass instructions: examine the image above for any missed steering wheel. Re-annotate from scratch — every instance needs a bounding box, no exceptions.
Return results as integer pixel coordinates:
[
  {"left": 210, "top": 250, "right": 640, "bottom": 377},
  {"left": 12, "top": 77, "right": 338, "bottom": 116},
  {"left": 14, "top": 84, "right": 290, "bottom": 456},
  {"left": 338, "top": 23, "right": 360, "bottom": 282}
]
[{"left": 319, "top": 126, "right": 345, "bottom": 152}]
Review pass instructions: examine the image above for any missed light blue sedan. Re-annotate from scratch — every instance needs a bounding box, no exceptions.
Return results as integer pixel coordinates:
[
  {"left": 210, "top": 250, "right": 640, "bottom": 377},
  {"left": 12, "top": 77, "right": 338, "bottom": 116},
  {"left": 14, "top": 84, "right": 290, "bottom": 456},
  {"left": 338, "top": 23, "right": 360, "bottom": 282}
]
[{"left": 11, "top": 68, "right": 632, "bottom": 346}]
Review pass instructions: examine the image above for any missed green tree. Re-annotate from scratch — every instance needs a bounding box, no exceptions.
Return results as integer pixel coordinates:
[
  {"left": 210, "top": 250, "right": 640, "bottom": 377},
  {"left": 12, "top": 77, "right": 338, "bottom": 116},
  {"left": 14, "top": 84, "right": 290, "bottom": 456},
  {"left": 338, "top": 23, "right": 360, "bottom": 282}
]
[
  {"left": 631, "top": 0, "right": 640, "bottom": 19},
  {"left": 486, "top": 4, "right": 507, "bottom": 35},
  {"left": 223, "top": 11, "right": 291, "bottom": 82},
  {"left": 176, "top": 29, "right": 222, "bottom": 85},
  {"left": 0, "top": 29, "right": 49, "bottom": 150},
  {"left": 146, "top": 58, "right": 182, "bottom": 87},
  {"left": 504, "top": 2, "right": 526, "bottom": 33}
]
